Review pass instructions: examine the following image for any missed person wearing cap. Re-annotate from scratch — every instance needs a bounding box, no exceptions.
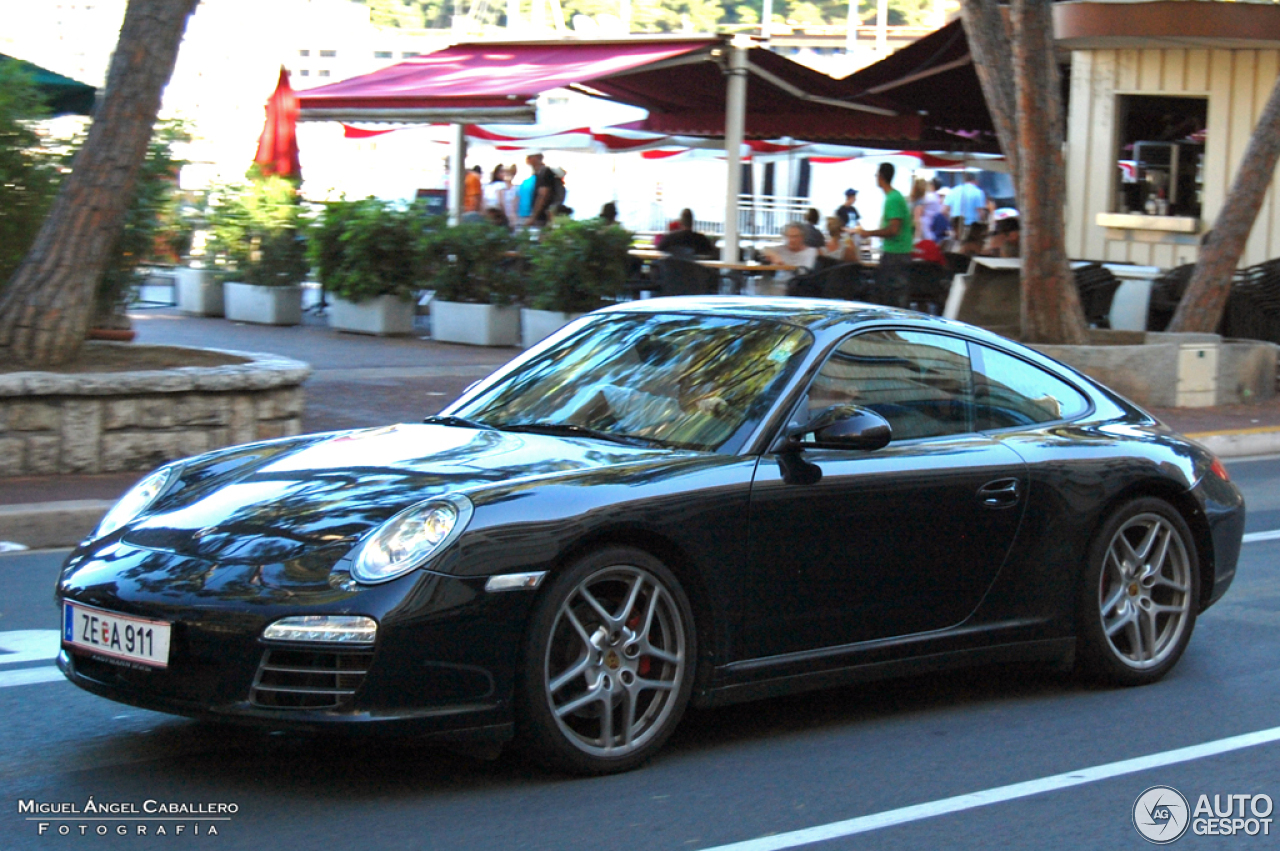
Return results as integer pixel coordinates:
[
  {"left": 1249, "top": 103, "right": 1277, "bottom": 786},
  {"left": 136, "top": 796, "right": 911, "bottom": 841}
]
[{"left": 835, "top": 188, "right": 860, "bottom": 228}]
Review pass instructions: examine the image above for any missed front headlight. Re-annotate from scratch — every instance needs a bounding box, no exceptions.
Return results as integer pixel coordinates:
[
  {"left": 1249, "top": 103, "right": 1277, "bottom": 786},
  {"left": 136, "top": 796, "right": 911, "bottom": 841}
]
[
  {"left": 350, "top": 494, "right": 474, "bottom": 584},
  {"left": 93, "top": 465, "right": 180, "bottom": 540}
]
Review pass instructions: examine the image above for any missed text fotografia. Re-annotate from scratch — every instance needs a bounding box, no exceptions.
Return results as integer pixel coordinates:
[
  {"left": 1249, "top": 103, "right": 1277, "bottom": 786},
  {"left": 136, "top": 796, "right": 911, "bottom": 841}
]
[{"left": 19, "top": 799, "right": 237, "bottom": 816}]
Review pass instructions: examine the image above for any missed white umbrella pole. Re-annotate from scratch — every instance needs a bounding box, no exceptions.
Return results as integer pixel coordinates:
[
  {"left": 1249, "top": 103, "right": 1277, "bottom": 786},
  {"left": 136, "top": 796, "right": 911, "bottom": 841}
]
[
  {"left": 449, "top": 122, "right": 466, "bottom": 224},
  {"left": 722, "top": 39, "right": 749, "bottom": 263}
]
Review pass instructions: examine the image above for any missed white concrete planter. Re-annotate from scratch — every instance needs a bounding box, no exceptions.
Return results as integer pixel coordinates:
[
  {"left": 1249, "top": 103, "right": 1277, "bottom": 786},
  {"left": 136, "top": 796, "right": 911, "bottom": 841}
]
[
  {"left": 224, "top": 282, "right": 302, "bottom": 326},
  {"left": 175, "top": 268, "right": 224, "bottom": 316},
  {"left": 328, "top": 294, "right": 416, "bottom": 336},
  {"left": 521, "top": 308, "right": 584, "bottom": 349},
  {"left": 432, "top": 301, "right": 520, "bottom": 346}
]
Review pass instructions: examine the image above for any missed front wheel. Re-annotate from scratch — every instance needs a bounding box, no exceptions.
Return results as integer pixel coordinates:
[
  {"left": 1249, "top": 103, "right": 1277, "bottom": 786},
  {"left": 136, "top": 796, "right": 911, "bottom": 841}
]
[
  {"left": 1077, "top": 498, "right": 1200, "bottom": 686},
  {"left": 516, "top": 548, "right": 695, "bottom": 775}
]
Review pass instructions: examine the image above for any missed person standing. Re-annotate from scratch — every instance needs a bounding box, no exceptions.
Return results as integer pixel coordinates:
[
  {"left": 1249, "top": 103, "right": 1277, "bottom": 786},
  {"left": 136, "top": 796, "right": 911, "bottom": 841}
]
[
  {"left": 835, "top": 188, "right": 860, "bottom": 228},
  {"left": 949, "top": 170, "right": 990, "bottom": 227},
  {"left": 525, "top": 152, "right": 557, "bottom": 227},
  {"left": 857, "top": 162, "right": 913, "bottom": 307},
  {"left": 502, "top": 164, "right": 521, "bottom": 225},
  {"left": 463, "top": 165, "right": 483, "bottom": 214}
]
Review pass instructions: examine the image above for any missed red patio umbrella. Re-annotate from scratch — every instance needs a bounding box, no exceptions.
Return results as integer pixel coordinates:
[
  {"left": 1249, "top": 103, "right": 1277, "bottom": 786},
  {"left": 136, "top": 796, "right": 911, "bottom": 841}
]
[{"left": 254, "top": 67, "right": 301, "bottom": 179}]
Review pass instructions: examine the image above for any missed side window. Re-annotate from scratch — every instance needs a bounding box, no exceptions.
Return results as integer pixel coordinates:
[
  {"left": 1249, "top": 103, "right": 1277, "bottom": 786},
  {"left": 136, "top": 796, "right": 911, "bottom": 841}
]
[
  {"left": 971, "top": 345, "right": 1090, "bottom": 430},
  {"left": 806, "top": 330, "right": 972, "bottom": 441}
]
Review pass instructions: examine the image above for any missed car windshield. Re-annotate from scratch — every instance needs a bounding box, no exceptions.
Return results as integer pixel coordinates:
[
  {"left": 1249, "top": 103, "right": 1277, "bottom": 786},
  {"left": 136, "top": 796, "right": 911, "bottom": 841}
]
[{"left": 448, "top": 311, "right": 812, "bottom": 452}]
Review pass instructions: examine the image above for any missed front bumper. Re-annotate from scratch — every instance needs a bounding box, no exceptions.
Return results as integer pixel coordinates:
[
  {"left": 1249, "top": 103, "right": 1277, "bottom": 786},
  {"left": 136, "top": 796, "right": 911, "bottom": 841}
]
[{"left": 56, "top": 546, "right": 538, "bottom": 740}]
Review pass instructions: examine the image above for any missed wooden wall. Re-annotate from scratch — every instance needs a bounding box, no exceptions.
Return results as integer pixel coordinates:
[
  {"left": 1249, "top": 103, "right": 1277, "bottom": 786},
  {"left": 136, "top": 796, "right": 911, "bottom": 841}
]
[{"left": 1065, "top": 47, "right": 1280, "bottom": 269}]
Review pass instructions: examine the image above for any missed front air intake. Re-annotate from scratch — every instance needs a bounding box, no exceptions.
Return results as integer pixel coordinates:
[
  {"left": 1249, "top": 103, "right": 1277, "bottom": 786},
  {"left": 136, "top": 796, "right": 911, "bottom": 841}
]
[{"left": 250, "top": 647, "right": 373, "bottom": 709}]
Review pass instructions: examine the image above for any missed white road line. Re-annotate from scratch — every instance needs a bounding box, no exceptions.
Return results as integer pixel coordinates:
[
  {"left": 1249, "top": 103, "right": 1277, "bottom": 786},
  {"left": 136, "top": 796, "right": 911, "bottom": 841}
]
[
  {"left": 0, "top": 630, "right": 60, "bottom": 664},
  {"left": 700, "top": 726, "right": 1280, "bottom": 851},
  {"left": 1244, "top": 529, "right": 1280, "bottom": 544},
  {"left": 0, "top": 667, "right": 64, "bottom": 688}
]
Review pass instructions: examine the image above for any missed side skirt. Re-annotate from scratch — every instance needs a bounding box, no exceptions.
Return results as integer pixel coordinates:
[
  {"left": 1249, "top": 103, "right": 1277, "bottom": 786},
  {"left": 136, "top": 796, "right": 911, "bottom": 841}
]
[{"left": 692, "top": 637, "right": 1076, "bottom": 709}]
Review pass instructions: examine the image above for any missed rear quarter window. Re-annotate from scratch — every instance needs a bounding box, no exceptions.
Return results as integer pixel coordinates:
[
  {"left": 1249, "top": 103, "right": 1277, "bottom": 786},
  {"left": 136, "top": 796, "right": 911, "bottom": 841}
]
[{"left": 971, "top": 344, "right": 1090, "bottom": 430}]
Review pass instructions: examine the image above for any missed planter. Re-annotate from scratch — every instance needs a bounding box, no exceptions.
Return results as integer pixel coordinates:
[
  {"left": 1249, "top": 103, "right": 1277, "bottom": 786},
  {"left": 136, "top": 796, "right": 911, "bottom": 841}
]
[
  {"left": 175, "top": 268, "right": 224, "bottom": 316},
  {"left": 521, "top": 308, "right": 585, "bottom": 349},
  {"left": 224, "top": 282, "right": 302, "bottom": 326},
  {"left": 328, "top": 294, "right": 417, "bottom": 336},
  {"left": 431, "top": 301, "right": 520, "bottom": 347},
  {"left": 87, "top": 327, "right": 137, "bottom": 342}
]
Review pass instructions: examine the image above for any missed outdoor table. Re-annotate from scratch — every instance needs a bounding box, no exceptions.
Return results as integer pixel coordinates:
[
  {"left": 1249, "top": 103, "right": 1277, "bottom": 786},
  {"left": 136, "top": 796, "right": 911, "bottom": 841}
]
[{"left": 694, "top": 259, "right": 797, "bottom": 295}]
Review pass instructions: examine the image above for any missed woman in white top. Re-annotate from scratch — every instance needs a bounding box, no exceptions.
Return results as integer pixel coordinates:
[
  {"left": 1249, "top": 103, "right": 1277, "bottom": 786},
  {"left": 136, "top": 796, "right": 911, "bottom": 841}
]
[
  {"left": 501, "top": 164, "right": 520, "bottom": 225},
  {"left": 482, "top": 165, "right": 507, "bottom": 216}
]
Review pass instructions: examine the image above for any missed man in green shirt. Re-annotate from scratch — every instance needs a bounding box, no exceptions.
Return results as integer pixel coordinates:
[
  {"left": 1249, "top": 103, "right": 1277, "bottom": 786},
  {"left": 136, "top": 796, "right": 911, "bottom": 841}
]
[{"left": 857, "top": 161, "right": 914, "bottom": 307}]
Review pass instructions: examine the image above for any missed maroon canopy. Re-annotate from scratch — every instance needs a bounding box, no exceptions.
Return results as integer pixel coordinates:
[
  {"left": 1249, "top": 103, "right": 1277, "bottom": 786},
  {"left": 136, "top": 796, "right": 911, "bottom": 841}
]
[
  {"left": 254, "top": 67, "right": 302, "bottom": 178},
  {"left": 836, "top": 19, "right": 999, "bottom": 152},
  {"left": 297, "top": 37, "right": 921, "bottom": 143}
]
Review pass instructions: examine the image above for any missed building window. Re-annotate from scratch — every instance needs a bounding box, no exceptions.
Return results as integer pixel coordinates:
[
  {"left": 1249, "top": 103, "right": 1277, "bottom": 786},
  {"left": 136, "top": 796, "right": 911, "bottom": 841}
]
[
  {"left": 320, "top": 49, "right": 337, "bottom": 58},
  {"left": 374, "top": 50, "right": 392, "bottom": 59},
  {"left": 318, "top": 70, "right": 330, "bottom": 77},
  {"left": 299, "top": 69, "right": 310, "bottom": 77},
  {"left": 1114, "top": 94, "right": 1207, "bottom": 218},
  {"left": 402, "top": 51, "right": 420, "bottom": 58},
  {"left": 299, "top": 49, "right": 309, "bottom": 57}
]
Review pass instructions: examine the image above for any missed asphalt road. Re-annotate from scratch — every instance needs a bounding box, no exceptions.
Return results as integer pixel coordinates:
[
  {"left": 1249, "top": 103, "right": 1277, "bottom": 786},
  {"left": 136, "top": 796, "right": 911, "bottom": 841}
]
[{"left": 3, "top": 457, "right": 1279, "bottom": 850}]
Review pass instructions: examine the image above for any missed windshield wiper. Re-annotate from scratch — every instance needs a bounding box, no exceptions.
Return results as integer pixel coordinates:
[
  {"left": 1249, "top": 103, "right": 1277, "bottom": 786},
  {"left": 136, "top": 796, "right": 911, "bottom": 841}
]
[
  {"left": 423, "top": 415, "right": 495, "bottom": 430},
  {"left": 500, "top": 422, "right": 665, "bottom": 448}
]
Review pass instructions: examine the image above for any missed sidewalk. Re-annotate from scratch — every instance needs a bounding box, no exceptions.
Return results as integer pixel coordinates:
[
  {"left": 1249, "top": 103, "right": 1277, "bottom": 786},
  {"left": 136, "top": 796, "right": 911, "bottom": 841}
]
[{"left": 3, "top": 307, "right": 1279, "bottom": 549}]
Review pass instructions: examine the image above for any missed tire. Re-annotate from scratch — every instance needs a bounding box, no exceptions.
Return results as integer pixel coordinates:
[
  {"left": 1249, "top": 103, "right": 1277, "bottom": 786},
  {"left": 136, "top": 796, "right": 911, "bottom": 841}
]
[
  {"left": 516, "top": 547, "right": 696, "bottom": 775},
  {"left": 1076, "top": 497, "right": 1200, "bottom": 686}
]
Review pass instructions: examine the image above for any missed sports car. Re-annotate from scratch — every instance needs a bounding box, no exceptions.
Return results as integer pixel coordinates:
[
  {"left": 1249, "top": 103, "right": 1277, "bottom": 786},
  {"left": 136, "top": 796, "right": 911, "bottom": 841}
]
[{"left": 56, "top": 297, "right": 1244, "bottom": 774}]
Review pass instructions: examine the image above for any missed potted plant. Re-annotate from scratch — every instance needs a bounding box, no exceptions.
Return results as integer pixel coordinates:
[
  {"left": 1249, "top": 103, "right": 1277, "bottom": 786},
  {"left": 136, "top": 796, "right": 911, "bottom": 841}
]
[
  {"left": 522, "top": 218, "right": 632, "bottom": 348},
  {"left": 310, "top": 198, "right": 421, "bottom": 336},
  {"left": 421, "top": 220, "right": 525, "bottom": 346},
  {"left": 207, "top": 175, "right": 309, "bottom": 326}
]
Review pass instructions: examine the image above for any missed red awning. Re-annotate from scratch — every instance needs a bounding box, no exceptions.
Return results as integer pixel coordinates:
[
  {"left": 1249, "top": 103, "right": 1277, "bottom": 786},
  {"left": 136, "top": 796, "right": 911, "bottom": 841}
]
[
  {"left": 297, "top": 39, "right": 717, "bottom": 124},
  {"left": 297, "top": 37, "right": 922, "bottom": 143}
]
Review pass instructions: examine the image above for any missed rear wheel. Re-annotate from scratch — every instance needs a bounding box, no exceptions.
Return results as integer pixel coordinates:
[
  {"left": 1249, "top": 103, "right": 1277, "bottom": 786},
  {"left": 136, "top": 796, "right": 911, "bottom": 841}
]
[
  {"left": 517, "top": 548, "right": 695, "bottom": 775},
  {"left": 1077, "top": 498, "right": 1199, "bottom": 685}
]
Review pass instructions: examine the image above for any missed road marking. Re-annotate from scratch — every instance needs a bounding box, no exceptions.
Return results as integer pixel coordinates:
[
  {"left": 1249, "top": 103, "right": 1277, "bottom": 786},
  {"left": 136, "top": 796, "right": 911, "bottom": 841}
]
[
  {"left": 700, "top": 726, "right": 1280, "bottom": 851},
  {"left": 1244, "top": 529, "right": 1280, "bottom": 544},
  {"left": 0, "top": 630, "right": 60, "bottom": 665},
  {"left": 0, "top": 667, "right": 63, "bottom": 688}
]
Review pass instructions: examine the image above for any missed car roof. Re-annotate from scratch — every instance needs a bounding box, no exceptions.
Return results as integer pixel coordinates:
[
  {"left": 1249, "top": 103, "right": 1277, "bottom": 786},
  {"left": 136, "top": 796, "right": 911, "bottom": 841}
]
[{"left": 596, "top": 295, "right": 904, "bottom": 331}]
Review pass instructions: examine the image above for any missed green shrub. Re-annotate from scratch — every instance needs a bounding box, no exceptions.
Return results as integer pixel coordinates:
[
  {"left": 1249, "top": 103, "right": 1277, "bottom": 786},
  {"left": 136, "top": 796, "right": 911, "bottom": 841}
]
[
  {"left": 308, "top": 197, "right": 424, "bottom": 302},
  {"left": 421, "top": 219, "right": 525, "bottom": 305},
  {"left": 525, "top": 218, "right": 632, "bottom": 313},
  {"left": 205, "top": 175, "right": 308, "bottom": 286},
  {"left": 0, "top": 62, "right": 63, "bottom": 284}
]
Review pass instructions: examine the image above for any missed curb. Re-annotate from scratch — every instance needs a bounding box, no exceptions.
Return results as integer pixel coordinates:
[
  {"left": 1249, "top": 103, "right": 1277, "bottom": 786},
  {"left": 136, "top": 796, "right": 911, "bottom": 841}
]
[
  {"left": 0, "top": 500, "right": 113, "bottom": 551},
  {"left": 1186, "top": 428, "right": 1280, "bottom": 459},
  {"left": 2, "top": 429, "right": 1278, "bottom": 551}
]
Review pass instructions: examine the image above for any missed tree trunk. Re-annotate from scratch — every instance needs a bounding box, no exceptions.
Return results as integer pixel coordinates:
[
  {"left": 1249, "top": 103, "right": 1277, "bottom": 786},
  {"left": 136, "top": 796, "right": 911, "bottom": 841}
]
[
  {"left": 1010, "top": 0, "right": 1086, "bottom": 344},
  {"left": 958, "top": 0, "right": 1019, "bottom": 184},
  {"left": 0, "top": 0, "right": 198, "bottom": 367},
  {"left": 1169, "top": 74, "right": 1280, "bottom": 334},
  {"left": 960, "top": 0, "right": 1087, "bottom": 344}
]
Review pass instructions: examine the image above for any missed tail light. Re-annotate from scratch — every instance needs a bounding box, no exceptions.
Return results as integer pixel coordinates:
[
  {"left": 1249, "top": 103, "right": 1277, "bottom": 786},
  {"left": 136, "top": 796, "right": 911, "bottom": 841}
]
[{"left": 1209, "top": 456, "right": 1231, "bottom": 482}]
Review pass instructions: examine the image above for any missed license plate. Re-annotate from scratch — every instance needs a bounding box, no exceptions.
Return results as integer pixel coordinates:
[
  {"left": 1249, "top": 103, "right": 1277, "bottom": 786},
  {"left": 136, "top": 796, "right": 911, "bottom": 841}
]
[{"left": 63, "top": 602, "right": 171, "bottom": 669}]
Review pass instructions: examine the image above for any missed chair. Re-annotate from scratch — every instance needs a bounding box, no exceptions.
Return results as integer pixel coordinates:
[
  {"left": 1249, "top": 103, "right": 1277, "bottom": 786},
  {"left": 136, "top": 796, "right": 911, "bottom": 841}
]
[
  {"left": 787, "top": 263, "right": 879, "bottom": 302},
  {"left": 651, "top": 256, "right": 721, "bottom": 297},
  {"left": 905, "top": 261, "right": 952, "bottom": 314},
  {"left": 1072, "top": 263, "right": 1123, "bottom": 328}
]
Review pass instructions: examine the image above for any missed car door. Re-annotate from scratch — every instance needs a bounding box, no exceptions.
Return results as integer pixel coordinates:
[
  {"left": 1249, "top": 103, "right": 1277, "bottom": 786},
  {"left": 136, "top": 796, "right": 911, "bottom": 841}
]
[{"left": 737, "top": 329, "right": 1029, "bottom": 661}]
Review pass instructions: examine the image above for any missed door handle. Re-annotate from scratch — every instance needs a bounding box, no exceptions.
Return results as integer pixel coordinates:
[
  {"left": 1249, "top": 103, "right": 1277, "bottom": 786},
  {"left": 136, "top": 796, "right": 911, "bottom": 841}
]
[{"left": 977, "top": 478, "right": 1020, "bottom": 509}]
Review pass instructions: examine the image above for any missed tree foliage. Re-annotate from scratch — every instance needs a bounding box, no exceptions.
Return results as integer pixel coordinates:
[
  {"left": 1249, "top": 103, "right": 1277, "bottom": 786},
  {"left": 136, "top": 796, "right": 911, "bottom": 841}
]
[
  {"left": 0, "top": 63, "right": 63, "bottom": 283},
  {"left": 205, "top": 174, "right": 310, "bottom": 287}
]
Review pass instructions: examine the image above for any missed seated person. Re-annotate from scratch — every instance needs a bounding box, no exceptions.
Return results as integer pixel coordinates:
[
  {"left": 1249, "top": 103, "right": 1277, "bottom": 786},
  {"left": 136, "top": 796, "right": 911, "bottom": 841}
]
[
  {"left": 801, "top": 208, "right": 826, "bottom": 248},
  {"left": 656, "top": 208, "right": 715, "bottom": 257},
  {"left": 822, "top": 216, "right": 860, "bottom": 263},
  {"left": 762, "top": 223, "right": 820, "bottom": 290}
]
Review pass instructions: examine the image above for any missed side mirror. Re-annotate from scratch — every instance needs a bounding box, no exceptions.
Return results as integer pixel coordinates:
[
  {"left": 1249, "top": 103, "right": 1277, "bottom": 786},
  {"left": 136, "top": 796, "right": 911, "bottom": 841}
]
[{"left": 779, "top": 405, "right": 892, "bottom": 452}]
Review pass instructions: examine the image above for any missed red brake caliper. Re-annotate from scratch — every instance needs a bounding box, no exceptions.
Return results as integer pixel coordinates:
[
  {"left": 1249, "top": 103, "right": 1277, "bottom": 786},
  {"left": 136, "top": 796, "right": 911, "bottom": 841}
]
[{"left": 626, "top": 611, "right": 651, "bottom": 676}]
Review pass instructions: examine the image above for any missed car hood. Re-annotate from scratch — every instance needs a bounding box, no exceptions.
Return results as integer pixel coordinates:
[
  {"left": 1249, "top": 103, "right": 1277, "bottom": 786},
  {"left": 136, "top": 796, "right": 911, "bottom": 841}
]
[{"left": 119, "top": 423, "right": 674, "bottom": 566}]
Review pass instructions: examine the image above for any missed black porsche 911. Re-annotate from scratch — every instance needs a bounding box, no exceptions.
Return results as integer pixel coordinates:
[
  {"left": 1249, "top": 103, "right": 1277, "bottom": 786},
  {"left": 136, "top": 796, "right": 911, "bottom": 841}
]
[{"left": 56, "top": 297, "right": 1244, "bottom": 774}]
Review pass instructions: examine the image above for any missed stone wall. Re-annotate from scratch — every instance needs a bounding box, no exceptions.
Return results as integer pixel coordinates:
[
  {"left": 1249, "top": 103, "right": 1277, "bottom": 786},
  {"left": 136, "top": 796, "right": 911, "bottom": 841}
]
[{"left": 0, "top": 345, "right": 311, "bottom": 475}]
